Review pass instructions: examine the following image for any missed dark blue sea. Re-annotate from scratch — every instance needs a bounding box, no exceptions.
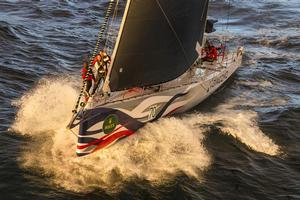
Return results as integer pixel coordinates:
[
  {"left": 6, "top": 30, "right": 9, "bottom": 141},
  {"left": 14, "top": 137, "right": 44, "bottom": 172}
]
[{"left": 0, "top": 0, "right": 299, "bottom": 199}]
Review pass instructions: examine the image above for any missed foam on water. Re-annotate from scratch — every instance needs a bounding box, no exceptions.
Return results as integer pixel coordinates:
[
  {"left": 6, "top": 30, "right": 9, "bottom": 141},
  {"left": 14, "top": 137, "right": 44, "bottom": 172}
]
[
  {"left": 193, "top": 104, "right": 280, "bottom": 156},
  {"left": 237, "top": 80, "right": 273, "bottom": 88},
  {"left": 12, "top": 78, "right": 78, "bottom": 135},
  {"left": 12, "top": 78, "right": 279, "bottom": 192}
]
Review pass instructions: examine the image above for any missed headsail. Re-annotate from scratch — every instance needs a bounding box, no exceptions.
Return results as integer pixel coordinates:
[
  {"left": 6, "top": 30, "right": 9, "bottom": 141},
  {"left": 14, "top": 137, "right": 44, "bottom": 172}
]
[{"left": 107, "top": 0, "right": 209, "bottom": 91}]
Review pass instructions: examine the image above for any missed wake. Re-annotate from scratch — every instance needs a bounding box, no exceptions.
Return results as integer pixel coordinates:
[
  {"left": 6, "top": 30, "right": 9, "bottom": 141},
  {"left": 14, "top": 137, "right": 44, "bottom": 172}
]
[{"left": 11, "top": 78, "right": 279, "bottom": 192}]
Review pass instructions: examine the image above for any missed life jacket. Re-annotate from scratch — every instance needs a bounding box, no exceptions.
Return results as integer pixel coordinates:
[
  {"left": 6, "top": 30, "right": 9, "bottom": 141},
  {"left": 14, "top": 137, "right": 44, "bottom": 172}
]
[
  {"left": 81, "top": 64, "right": 94, "bottom": 81},
  {"left": 92, "top": 54, "right": 102, "bottom": 66},
  {"left": 102, "top": 53, "right": 111, "bottom": 64},
  {"left": 203, "top": 46, "right": 218, "bottom": 61},
  {"left": 208, "top": 47, "right": 218, "bottom": 60},
  {"left": 93, "top": 51, "right": 111, "bottom": 66}
]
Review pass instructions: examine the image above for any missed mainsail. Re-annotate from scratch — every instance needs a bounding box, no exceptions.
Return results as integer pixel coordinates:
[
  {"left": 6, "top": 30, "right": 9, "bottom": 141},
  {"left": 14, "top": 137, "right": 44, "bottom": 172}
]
[{"left": 107, "top": 0, "right": 209, "bottom": 91}]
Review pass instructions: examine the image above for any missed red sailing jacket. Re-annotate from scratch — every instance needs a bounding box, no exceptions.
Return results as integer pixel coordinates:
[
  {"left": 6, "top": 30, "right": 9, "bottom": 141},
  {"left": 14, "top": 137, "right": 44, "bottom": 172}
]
[
  {"left": 81, "top": 67, "right": 94, "bottom": 81},
  {"left": 207, "top": 47, "right": 218, "bottom": 60}
]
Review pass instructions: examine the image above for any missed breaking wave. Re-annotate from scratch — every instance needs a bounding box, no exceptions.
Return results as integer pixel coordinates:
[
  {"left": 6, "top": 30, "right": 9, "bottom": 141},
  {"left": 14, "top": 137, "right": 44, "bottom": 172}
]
[
  {"left": 193, "top": 104, "right": 280, "bottom": 156},
  {"left": 11, "top": 78, "right": 279, "bottom": 192},
  {"left": 12, "top": 78, "right": 78, "bottom": 135}
]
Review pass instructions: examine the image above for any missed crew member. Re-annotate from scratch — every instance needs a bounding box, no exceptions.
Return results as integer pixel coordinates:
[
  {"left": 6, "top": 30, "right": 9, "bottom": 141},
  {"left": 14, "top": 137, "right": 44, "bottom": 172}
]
[
  {"left": 202, "top": 41, "right": 218, "bottom": 62},
  {"left": 82, "top": 61, "right": 95, "bottom": 96},
  {"left": 90, "top": 50, "right": 111, "bottom": 95},
  {"left": 92, "top": 50, "right": 111, "bottom": 70},
  {"left": 101, "top": 50, "right": 111, "bottom": 68}
]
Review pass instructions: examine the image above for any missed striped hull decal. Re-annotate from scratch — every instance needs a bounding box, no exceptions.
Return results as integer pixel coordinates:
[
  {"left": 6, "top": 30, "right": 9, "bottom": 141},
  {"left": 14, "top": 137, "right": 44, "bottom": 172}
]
[
  {"left": 77, "top": 92, "right": 188, "bottom": 156},
  {"left": 77, "top": 108, "right": 144, "bottom": 156}
]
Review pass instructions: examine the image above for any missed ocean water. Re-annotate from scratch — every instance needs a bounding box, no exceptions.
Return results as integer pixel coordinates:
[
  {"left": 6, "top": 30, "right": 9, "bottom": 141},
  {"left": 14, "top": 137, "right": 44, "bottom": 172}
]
[{"left": 1, "top": 0, "right": 299, "bottom": 199}]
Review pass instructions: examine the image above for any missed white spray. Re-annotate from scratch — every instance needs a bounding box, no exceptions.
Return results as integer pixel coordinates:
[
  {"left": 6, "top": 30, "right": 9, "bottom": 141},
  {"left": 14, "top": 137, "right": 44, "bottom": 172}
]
[{"left": 11, "top": 78, "right": 279, "bottom": 192}]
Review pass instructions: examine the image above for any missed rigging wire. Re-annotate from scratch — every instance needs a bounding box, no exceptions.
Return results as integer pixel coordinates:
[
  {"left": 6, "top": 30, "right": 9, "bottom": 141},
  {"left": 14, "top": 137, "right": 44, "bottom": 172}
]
[
  {"left": 155, "top": 0, "right": 210, "bottom": 93},
  {"left": 222, "top": 0, "right": 231, "bottom": 68},
  {"left": 155, "top": 0, "right": 190, "bottom": 65},
  {"left": 220, "top": 0, "right": 231, "bottom": 49},
  {"left": 72, "top": 0, "right": 115, "bottom": 114},
  {"left": 226, "top": 0, "right": 231, "bottom": 31},
  {"left": 104, "top": 0, "right": 120, "bottom": 55}
]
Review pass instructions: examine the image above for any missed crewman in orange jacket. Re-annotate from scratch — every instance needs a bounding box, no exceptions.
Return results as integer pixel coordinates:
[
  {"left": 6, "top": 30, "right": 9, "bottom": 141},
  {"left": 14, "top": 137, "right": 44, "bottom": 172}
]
[
  {"left": 92, "top": 50, "right": 111, "bottom": 66},
  {"left": 90, "top": 50, "right": 111, "bottom": 95}
]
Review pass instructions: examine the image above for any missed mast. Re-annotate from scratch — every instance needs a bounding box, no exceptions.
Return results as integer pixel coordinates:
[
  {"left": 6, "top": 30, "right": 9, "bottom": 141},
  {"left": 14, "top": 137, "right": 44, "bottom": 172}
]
[{"left": 103, "top": 0, "right": 132, "bottom": 93}]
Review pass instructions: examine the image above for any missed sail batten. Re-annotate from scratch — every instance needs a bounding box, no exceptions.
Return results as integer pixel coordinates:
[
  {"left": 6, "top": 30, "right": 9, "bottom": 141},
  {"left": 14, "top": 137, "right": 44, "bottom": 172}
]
[{"left": 108, "top": 0, "right": 209, "bottom": 91}]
